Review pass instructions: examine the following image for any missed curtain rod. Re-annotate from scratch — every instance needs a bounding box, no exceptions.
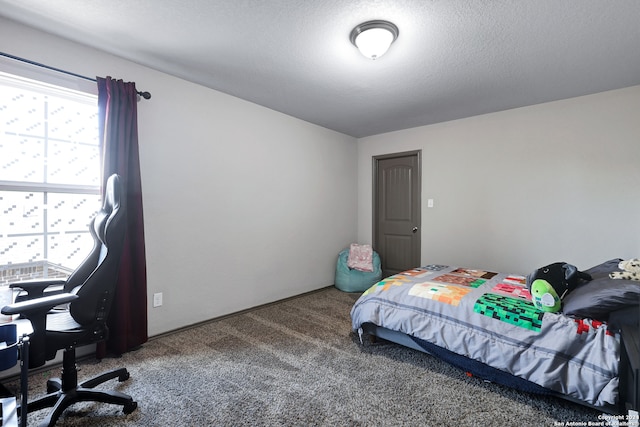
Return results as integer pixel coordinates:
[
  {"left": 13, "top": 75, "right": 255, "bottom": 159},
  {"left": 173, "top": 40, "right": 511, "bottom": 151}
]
[{"left": 0, "top": 51, "right": 151, "bottom": 99}]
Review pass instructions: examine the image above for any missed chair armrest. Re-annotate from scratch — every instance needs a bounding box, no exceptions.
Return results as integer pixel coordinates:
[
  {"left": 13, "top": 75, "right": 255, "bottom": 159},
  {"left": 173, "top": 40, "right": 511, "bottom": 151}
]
[
  {"left": 2, "top": 293, "right": 78, "bottom": 369},
  {"left": 1, "top": 293, "right": 78, "bottom": 318},
  {"left": 9, "top": 279, "right": 67, "bottom": 300}
]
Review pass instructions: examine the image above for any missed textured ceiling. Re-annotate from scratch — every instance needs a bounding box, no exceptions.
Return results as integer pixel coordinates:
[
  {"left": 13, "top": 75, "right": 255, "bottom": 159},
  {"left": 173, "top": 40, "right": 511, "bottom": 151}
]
[{"left": 1, "top": 0, "right": 639, "bottom": 138}]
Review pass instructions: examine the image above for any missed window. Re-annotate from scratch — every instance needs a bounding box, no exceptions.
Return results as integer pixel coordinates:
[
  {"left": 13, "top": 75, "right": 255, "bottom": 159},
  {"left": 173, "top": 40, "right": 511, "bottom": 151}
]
[{"left": 0, "top": 70, "right": 100, "bottom": 285}]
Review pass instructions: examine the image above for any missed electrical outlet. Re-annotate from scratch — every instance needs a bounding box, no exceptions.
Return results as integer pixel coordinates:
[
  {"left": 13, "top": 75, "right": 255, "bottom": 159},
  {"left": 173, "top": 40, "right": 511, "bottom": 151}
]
[{"left": 153, "top": 292, "right": 163, "bottom": 308}]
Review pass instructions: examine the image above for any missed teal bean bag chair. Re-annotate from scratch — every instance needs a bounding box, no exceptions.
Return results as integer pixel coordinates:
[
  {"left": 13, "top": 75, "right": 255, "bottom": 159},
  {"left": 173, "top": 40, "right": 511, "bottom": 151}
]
[{"left": 335, "top": 249, "right": 382, "bottom": 292}]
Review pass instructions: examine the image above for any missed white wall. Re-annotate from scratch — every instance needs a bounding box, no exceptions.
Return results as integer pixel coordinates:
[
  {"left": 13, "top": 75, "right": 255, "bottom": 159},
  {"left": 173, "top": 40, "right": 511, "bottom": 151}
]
[
  {"left": 358, "top": 86, "right": 640, "bottom": 274},
  {"left": 0, "top": 18, "right": 358, "bottom": 337}
]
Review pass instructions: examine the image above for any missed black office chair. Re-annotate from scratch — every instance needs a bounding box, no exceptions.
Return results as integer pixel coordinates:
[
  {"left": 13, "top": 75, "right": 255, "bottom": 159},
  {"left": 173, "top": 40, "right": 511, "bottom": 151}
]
[{"left": 2, "top": 173, "right": 137, "bottom": 427}]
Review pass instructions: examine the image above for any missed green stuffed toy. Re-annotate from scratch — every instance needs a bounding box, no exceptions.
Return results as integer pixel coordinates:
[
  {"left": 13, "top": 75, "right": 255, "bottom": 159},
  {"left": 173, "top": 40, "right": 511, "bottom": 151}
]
[
  {"left": 526, "top": 262, "right": 592, "bottom": 313},
  {"left": 530, "top": 279, "right": 562, "bottom": 312}
]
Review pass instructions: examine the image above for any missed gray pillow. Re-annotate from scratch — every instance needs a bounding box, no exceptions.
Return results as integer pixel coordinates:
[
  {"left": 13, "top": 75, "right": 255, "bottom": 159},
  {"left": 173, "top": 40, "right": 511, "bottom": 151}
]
[{"left": 562, "top": 259, "right": 640, "bottom": 320}]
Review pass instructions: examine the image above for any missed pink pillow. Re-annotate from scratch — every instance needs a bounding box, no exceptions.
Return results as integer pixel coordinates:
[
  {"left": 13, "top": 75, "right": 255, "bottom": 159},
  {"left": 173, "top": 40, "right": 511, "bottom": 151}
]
[{"left": 347, "top": 244, "right": 374, "bottom": 272}]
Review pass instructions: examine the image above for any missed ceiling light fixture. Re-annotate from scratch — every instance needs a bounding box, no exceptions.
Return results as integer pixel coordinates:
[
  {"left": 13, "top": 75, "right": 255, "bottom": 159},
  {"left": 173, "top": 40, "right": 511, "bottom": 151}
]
[{"left": 350, "top": 20, "right": 399, "bottom": 60}]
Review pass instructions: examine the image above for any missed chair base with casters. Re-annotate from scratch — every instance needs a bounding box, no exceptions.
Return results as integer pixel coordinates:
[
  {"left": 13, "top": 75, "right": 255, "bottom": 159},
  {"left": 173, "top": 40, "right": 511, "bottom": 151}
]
[{"left": 23, "top": 347, "right": 137, "bottom": 427}]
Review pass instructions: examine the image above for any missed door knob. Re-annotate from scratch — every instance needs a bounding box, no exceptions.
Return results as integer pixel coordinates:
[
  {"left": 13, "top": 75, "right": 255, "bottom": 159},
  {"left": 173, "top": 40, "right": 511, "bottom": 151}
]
[{"left": 412, "top": 227, "right": 418, "bottom": 233}]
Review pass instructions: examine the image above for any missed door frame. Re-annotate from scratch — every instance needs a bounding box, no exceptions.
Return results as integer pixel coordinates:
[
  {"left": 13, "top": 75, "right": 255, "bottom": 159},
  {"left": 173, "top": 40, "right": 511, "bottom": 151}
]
[{"left": 372, "top": 150, "right": 422, "bottom": 273}]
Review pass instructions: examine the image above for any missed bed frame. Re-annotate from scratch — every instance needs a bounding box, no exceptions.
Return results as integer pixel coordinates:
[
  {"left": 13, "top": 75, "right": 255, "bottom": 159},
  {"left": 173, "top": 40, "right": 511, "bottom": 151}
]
[
  {"left": 617, "top": 307, "right": 640, "bottom": 415},
  {"left": 362, "top": 303, "right": 639, "bottom": 416}
]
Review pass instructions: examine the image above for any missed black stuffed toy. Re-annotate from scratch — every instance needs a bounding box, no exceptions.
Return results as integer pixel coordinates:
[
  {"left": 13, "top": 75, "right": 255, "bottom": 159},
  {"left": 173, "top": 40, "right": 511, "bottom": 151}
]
[{"left": 526, "top": 262, "right": 592, "bottom": 312}]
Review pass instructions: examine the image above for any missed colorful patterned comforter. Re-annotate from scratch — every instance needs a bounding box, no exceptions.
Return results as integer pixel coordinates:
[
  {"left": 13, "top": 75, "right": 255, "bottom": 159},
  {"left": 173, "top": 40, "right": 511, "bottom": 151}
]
[{"left": 350, "top": 265, "right": 620, "bottom": 407}]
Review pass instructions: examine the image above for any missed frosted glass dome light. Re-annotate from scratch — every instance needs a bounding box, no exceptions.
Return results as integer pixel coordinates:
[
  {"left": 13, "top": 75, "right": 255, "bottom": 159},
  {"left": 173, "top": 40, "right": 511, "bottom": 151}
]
[{"left": 350, "top": 20, "right": 399, "bottom": 60}]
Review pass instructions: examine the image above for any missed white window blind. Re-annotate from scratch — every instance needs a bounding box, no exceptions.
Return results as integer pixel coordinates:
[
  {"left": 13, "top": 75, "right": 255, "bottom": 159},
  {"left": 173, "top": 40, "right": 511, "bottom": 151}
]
[{"left": 0, "top": 68, "right": 101, "bottom": 284}]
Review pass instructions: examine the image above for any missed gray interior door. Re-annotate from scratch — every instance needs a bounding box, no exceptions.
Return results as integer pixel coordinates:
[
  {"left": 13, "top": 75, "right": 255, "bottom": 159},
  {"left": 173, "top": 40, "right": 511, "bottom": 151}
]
[{"left": 373, "top": 151, "right": 421, "bottom": 278}]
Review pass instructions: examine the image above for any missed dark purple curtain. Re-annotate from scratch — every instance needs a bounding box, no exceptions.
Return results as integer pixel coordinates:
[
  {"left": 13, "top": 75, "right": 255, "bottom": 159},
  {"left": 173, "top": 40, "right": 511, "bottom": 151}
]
[{"left": 97, "top": 76, "right": 148, "bottom": 357}]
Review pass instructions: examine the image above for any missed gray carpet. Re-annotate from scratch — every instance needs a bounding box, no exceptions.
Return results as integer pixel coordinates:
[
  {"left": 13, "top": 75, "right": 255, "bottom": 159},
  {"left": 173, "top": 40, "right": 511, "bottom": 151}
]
[{"left": 6, "top": 287, "right": 603, "bottom": 426}]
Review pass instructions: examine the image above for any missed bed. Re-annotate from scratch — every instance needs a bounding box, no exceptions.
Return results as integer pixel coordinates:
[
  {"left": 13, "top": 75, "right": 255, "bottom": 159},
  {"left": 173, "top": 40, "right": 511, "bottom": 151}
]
[{"left": 350, "top": 259, "right": 640, "bottom": 414}]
